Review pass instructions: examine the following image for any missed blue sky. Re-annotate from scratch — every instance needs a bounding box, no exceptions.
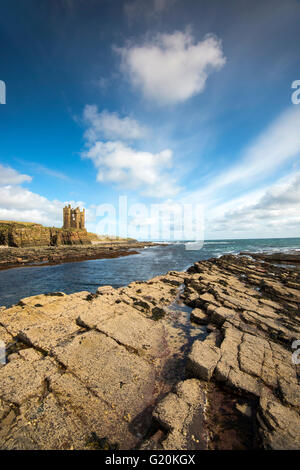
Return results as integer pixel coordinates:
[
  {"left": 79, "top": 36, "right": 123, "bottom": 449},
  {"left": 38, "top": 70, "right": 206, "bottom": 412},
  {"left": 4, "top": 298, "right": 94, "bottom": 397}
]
[{"left": 0, "top": 0, "right": 300, "bottom": 239}]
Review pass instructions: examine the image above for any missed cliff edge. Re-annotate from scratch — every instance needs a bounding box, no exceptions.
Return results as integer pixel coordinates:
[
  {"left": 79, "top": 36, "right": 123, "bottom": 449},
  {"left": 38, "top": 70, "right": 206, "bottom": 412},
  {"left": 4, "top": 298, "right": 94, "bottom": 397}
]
[{"left": 0, "top": 221, "right": 92, "bottom": 247}]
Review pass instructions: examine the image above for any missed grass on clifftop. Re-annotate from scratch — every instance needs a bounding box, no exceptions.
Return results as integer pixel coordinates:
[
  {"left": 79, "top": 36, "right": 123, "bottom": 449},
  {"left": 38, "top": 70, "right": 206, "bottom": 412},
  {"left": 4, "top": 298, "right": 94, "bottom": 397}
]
[
  {"left": 0, "top": 221, "right": 136, "bottom": 242},
  {"left": 0, "top": 221, "right": 42, "bottom": 228},
  {"left": 88, "top": 233, "right": 137, "bottom": 242}
]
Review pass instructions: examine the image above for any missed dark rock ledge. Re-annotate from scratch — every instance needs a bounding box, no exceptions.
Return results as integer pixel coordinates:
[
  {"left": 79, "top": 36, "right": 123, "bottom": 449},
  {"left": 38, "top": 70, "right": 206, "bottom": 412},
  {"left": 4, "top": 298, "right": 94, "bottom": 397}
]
[
  {"left": 0, "top": 241, "right": 159, "bottom": 271},
  {"left": 0, "top": 254, "right": 300, "bottom": 450}
]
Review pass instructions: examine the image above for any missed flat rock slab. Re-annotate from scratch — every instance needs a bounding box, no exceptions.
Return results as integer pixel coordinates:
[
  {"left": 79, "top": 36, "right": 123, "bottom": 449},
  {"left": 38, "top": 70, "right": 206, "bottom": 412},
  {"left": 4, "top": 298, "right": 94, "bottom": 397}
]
[
  {"left": 53, "top": 330, "right": 156, "bottom": 418},
  {"left": 48, "top": 372, "right": 138, "bottom": 449},
  {"left": 187, "top": 341, "right": 221, "bottom": 381},
  {"left": 190, "top": 308, "right": 209, "bottom": 325},
  {"left": 78, "top": 306, "right": 168, "bottom": 359},
  {"left": 0, "top": 357, "right": 58, "bottom": 405}
]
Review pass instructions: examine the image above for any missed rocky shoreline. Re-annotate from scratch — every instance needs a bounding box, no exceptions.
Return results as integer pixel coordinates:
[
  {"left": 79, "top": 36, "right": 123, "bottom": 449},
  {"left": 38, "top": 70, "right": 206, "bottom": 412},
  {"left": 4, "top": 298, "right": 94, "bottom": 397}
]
[
  {"left": 0, "top": 254, "right": 300, "bottom": 450},
  {"left": 0, "top": 241, "right": 159, "bottom": 271},
  {"left": 240, "top": 251, "right": 300, "bottom": 265}
]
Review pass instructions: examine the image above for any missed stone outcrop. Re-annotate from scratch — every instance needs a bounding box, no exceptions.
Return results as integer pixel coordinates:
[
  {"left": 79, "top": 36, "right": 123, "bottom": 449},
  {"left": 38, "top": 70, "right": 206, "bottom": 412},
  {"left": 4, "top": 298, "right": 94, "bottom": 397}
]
[
  {"left": 150, "top": 379, "right": 208, "bottom": 450},
  {"left": 0, "top": 221, "right": 91, "bottom": 247},
  {"left": 0, "top": 254, "right": 300, "bottom": 450}
]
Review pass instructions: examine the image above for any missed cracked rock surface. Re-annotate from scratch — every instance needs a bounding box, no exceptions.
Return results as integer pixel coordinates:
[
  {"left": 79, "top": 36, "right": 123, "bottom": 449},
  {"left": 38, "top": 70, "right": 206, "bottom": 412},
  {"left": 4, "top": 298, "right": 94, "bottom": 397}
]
[
  {"left": 0, "top": 271, "right": 189, "bottom": 449},
  {"left": 1, "top": 254, "right": 300, "bottom": 450},
  {"left": 166, "top": 255, "right": 300, "bottom": 449}
]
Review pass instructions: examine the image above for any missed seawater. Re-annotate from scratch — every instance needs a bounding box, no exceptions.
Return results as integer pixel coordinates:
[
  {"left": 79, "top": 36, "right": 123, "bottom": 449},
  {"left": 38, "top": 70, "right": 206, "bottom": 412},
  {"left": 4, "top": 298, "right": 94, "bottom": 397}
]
[{"left": 0, "top": 237, "right": 299, "bottom": 307}]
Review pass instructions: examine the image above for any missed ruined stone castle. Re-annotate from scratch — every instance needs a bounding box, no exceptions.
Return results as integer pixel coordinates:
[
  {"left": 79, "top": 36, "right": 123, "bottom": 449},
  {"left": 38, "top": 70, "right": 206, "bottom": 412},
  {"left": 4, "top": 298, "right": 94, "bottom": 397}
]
[{"left": 63, "top": 205, "right": 85, "bottom": 230}]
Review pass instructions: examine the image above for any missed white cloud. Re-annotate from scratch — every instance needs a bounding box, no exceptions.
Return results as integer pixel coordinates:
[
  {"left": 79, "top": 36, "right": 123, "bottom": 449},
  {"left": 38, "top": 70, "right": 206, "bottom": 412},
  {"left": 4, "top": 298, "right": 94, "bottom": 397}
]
[
  {"left": 82, "top": 105, "right": 147, "bottom": 142},
  {"left": 0, "top": 183, "right": 88, "bottom": 227},
  {"left": 0, "top": 185, "right": 63, "bottom": 225},
  {"left": 0, "top": 164, "right": 87, "bottom": 227},
  {"left": 205, "top": 172, "right": 300, "bottom": 238},
  {"left": 117, "top": 31, "right": 226, "bottom": 104},
  {"left": 15, "top": 160, "right": 70, "bottom": 181},
  {"left": 255, "top": 173, "right": 300, "bottom": 210},
  {"left": 82, "top": 140, "right": 180, "bottom": 198},
  {"left": 0, "top": 164, "right": 32, "bottom": 185},
  {"left": 81, "top": 105, "right": 180, "bottom": 198}
]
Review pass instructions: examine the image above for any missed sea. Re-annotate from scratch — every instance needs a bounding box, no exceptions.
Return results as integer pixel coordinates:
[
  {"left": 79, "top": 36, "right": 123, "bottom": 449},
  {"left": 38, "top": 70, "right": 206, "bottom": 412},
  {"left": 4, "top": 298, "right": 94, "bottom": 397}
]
[{"left": 0, "top": 237, "right": 299, "bottom": 308}]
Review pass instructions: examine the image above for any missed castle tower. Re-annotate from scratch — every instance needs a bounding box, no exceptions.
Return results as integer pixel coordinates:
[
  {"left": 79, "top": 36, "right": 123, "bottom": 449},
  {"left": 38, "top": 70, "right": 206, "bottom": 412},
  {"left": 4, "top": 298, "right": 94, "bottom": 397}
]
[
  {"left": 80, "top": 208, "right": 85, "bottom": 229},
  {"left": 62, "top": 205, "right": 85, "bottom": 230},
  {"left": 63, "top": 205, "right": 71, "bottom": 229},
  {"left": 75, "top": 207, "right": 81, "bottom": 229}
]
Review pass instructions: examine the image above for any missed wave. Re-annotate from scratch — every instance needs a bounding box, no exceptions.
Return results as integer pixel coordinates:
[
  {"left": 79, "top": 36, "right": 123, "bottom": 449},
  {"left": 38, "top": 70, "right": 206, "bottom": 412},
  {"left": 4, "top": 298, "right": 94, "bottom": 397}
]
[{"left": 204, "top": 241, "right": 234, "bottom": 245}]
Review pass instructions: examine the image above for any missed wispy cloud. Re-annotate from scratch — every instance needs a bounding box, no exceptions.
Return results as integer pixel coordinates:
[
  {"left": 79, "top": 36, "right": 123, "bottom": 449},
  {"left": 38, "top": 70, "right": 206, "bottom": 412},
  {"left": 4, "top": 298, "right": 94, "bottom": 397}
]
[
  {"left": 0, "top": 164, "right": 32, "bottom": 185},
  {"left": 32, "top": 164, "right": 69, "bottom": 181},
  {"left": 116, "top": 30, "right": 226, "bottom": 105},
  {"left": 215, "top": 105, "right": 300, "bottom": 187},
  {"left": 186, "top": 105, "right": 300, "bottom": 205},
  {"left": 14, "top": 159, "right": 70, "bottom": 181}
]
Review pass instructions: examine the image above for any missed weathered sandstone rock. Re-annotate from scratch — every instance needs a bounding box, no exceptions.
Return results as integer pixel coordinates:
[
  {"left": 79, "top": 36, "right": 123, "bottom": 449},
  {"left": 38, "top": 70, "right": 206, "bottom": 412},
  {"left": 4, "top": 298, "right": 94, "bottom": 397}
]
[
  {"left": 190, "top": 308, "right": 209, "bottom": 325},
  {"left": 1, "top": 254, "right": 300, "bottom": 450},
  {"left": 0, "top": 221, "right": 91, "bottom": 247},
  {"left": 186, "top": 341, "right": 221, "bottom": 381},
  {"left": 0, "top": 270, "right": 188, "bottom": 449}
]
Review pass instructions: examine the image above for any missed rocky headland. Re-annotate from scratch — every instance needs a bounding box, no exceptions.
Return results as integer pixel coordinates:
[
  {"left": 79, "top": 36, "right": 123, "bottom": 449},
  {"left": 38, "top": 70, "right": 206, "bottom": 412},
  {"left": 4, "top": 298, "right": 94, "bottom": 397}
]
[
  {"left": 0, "top": 254, "right": 300, "bottom": 450},
  {"left": 0, "top": 241, "right": 159, "bottom": 271},
  {"left": 0, "top": 220, "right": 159, "bottom": 271},
  {"left": 0, "top": 221, "right": 94, "bottom": 247}
]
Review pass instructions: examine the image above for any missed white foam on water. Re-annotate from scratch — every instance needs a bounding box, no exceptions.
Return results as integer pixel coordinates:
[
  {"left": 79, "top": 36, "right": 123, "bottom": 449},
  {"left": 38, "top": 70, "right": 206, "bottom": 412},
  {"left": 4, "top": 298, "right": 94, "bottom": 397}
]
[{"left": 204, "top": 241, "right": 232, "bottom": 245}]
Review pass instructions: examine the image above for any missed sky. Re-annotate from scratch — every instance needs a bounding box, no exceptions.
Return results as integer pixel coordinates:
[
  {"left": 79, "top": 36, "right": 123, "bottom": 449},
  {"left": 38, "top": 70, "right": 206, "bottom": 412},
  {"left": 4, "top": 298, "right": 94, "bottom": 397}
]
[{"left": 0, "top": 0, "right": 300, "bottom": 240}]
